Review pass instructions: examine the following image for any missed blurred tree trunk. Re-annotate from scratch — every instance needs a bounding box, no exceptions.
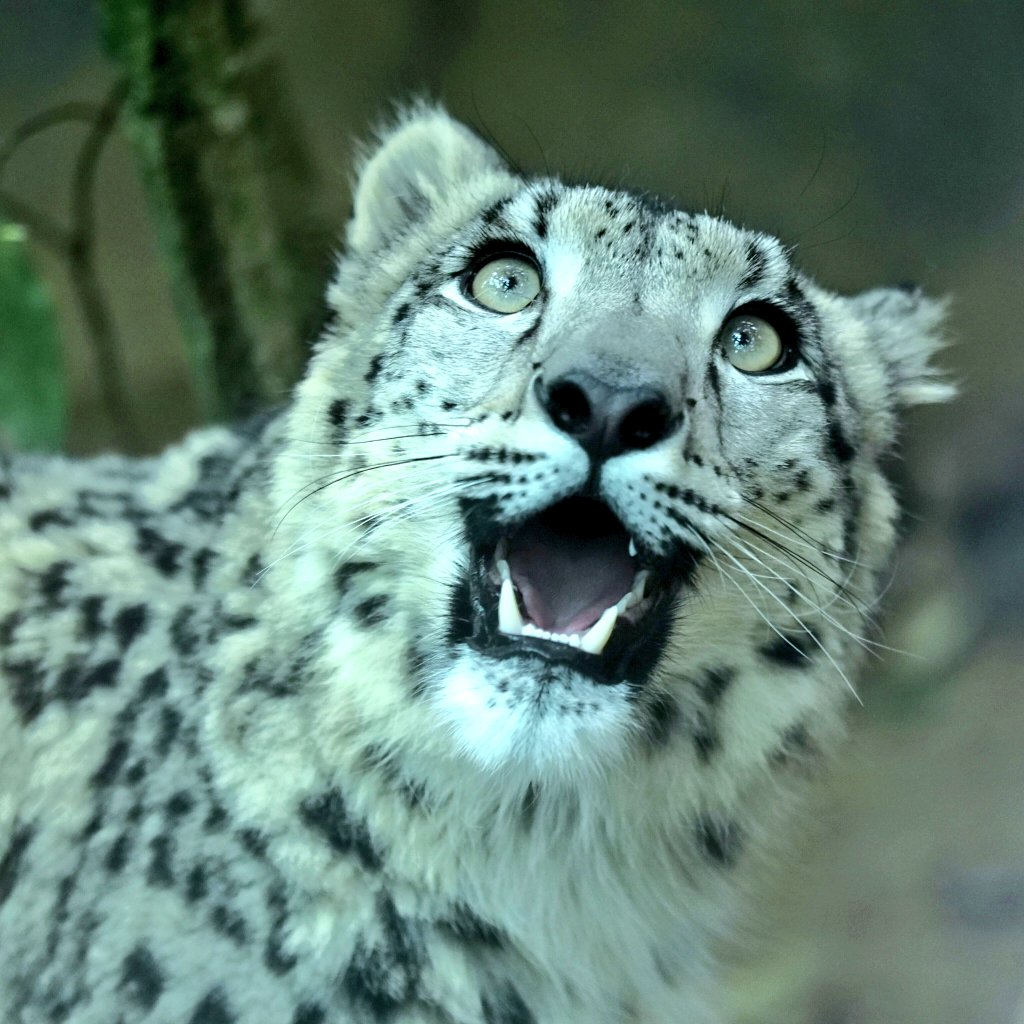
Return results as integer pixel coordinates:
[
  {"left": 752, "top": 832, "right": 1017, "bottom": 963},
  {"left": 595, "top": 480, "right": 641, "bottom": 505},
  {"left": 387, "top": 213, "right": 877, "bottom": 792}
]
[{"left": 100, "top": 0, "right": 334, "bottom": 420}]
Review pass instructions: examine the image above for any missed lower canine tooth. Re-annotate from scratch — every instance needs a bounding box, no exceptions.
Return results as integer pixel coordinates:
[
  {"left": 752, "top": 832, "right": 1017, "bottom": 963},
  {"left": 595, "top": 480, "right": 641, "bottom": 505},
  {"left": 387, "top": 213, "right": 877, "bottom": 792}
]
[
  {"left": 580, "top": 605, "right": 618, "bottom": 655},
  {"left": 498, "top": 578, "right": 523, "bottom": 635}
]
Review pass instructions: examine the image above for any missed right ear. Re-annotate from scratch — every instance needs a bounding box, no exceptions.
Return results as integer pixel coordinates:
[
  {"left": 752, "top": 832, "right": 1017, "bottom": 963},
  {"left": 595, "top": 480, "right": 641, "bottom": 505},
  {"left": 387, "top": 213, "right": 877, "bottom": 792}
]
[{"left": 348, "top": 104, "right": 512, "bottom": 254}]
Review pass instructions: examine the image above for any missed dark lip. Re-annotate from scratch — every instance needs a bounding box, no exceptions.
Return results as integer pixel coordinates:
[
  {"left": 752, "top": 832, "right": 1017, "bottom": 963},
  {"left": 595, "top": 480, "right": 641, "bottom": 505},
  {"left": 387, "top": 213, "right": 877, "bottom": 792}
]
[{"left": 451, "top": 496, "right": 703, "bottom": 686}]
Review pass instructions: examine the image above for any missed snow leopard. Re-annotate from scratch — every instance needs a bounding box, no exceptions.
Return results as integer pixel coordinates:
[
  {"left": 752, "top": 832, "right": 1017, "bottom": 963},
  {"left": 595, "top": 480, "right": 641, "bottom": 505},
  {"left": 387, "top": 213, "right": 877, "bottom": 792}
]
[{"left": 0, "top": 105, "right": 951, "bottom": 1024}]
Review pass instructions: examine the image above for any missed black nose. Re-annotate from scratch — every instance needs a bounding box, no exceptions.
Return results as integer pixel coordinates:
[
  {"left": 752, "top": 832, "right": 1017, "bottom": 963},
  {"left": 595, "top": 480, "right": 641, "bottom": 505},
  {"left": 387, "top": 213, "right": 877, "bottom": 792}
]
[{"left": 536, "top": 372, "right": 675, "bottom": 461}]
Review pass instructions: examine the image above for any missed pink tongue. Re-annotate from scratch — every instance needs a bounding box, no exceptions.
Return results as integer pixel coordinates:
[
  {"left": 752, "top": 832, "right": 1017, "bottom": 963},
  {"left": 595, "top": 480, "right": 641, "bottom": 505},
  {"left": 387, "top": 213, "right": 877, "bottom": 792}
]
[{"left": 508, "top": 515, "right": 634, "bottom": 635}]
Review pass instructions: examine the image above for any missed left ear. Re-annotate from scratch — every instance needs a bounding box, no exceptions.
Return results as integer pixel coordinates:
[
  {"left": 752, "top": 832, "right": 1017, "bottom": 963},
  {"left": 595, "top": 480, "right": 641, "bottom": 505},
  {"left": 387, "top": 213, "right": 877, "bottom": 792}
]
[
  {"left": 849, "top": 285, "right": 955, "bottom": 407},
  {"left": 347, "top": 103, "right": 513, "bottom": 254}
]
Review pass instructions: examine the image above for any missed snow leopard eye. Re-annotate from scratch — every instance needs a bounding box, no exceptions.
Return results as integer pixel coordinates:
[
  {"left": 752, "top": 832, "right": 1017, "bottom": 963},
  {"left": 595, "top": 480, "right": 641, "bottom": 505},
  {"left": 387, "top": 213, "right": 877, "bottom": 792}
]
[
  {"left": 718, "top": 305, "right": 796, "bottom": 374},
  {"left": 469, "top": 255, "right": 541, "bottom": 314}
]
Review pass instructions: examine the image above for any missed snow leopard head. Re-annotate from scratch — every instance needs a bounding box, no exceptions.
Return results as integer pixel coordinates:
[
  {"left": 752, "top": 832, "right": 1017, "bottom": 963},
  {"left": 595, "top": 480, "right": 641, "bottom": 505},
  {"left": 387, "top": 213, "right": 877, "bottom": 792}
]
[{"left": 274, "top": 105, "right": 951, "bottom": 779}]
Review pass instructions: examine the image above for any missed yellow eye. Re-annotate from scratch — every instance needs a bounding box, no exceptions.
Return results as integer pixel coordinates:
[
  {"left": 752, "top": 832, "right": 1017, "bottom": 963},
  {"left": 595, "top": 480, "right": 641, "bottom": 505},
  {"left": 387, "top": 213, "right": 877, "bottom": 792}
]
[
  {"left": 470, "top": 256, "right": 541, "bottom": 314},
  {"left": 719, "top": 313, "right": 785, "bottom": 373}
]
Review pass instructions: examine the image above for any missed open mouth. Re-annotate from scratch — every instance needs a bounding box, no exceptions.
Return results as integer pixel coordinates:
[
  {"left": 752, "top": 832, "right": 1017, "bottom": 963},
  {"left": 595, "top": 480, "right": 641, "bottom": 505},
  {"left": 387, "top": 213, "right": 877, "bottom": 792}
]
[
  {"left": 496, "top": 500, "right": 649, "bottom": 654},
  {"left": 455, "top": 496, "right": 699, "bottom": 685}
]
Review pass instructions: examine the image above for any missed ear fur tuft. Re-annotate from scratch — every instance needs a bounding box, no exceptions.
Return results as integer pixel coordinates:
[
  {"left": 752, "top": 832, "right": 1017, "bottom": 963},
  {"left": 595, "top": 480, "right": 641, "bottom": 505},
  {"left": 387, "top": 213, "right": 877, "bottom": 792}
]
[
  {"left": 851, "top": 286, "right": 956, "bottom": 407},
  {"left": 347, "top": 102, "right": 511, "bottom": 253}
]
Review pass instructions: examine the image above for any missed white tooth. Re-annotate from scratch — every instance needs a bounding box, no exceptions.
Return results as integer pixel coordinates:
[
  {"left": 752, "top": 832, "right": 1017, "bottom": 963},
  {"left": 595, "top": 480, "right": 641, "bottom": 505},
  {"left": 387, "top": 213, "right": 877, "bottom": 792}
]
[
  {"left": 616, "top": 592, "right": 636, "bottom": 614},
  {"left": 496, "top": 558, "right": 512, "bottom": 583},
  {"left": 633, "top": 570, "right": 650, "bottom": 598},
  {"left": 568, "top": 634, "right": 581, "bottom": 648},
  {"left": 499, "top": 578, "right": 523, "bottom": 635},
  {"left": 580, "top": 604, "right": 618, "bottom": 655},
  {"left": 628, "top": 538, "right": 638, "bottom": 558},
  {"left": 523, "top": 622, "right": 553, "bottom": 640}
]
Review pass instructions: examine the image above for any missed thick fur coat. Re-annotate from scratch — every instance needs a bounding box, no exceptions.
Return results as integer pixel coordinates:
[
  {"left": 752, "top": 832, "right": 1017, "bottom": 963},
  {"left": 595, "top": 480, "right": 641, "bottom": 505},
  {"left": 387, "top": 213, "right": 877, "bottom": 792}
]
[{"left": 0, "top": 107, "right": 950, "bottom": 1023}]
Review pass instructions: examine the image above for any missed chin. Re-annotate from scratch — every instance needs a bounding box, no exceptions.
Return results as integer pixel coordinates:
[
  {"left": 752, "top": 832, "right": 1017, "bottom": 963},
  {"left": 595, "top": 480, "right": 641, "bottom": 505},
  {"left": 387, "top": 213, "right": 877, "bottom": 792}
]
[{"left": 431, "top": 650, "right": 639, "bottom": 775}]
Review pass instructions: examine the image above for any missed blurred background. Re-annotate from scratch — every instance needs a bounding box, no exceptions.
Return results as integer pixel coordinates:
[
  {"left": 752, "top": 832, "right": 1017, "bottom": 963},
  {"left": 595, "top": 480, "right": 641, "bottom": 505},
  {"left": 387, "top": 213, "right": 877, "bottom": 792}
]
[{"left": 1, "top": 2, "right": 1022, "bottom": 1020}]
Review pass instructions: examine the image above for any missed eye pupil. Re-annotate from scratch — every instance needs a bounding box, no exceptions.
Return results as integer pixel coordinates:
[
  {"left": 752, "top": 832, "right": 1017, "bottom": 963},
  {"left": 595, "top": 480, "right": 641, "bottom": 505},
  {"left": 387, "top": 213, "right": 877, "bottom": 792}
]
[
  {"left": 719, "top": 309, "right": 789, "bottom": 374},
  {"left": 469, "top": 254, "right": 541, "bottom": 314}
]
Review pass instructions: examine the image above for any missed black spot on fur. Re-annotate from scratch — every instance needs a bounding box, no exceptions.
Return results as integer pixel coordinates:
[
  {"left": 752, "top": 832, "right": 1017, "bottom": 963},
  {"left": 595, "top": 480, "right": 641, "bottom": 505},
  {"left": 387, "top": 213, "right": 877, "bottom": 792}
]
[
  {"left": 166, "top": 790, "right": 195, "bottom": 817},
  {"left": 211, "top": 903, "right": 249, "bottom": 946},
  {"left": 739, "top": 241, "right": 768, "bottom": 290},
  {"left": 204, "top": 802, "right": 228, "bottom": 832},
  {"left": 699, "top": 667, "right": 735, "bottom": 705},
  {"left": 695, "top": 815, "right": 742, "bottom": 867},
  {"left": 105, "top": 832, "right": 132, "bottom": 873},
  {"left": 827, "top": 418, "right": 856, "bottom": 464},
  {"left": 265, "top": 883, "right": 299, "bottom": 974},
  {"left": 188, "top": 988, "right": 235, "bottom": 1024},
  {"left": 480, "top": 197, "right": 511, "bottom": 225},
  {"left": 771, "top": 722, "right": 819, "bottom": 770},
  {"left": 0, "top": 609, "right": 23, "bottom": 646},
  {"left": 342, "top": 893, "right": 423, "bottom": 1017},
  {"left": 237, "top": 827, "right": 267, "bottom": 859},
  {"left": 437, "top": 904, "right": 507, "bottom": 949},
  {"left": 92, "top": 737, "right": 130, "bottom": 788},
  {"left": 5, "top": 658, "right": 46, "bottom": 723},
  {"left": 140, "top": 666, "right": 170, "bottom": 701},
  {"left": 119, "top": 944, "right": 165, "bottom": 1009},
  {"left": 171, "top": 606, "right": 201, "bottom": 656},
  {"left": 693, "top": 725, "right": 717, "bottom": 763},
  {"left": 760, "top": 630, "right": 817, "bottom": 667},
  {"left": 520, "top": 782, "right": 539, "bottom": 832},
  {"left": 192, "top": 547, "right": 217, "bottom": 587},
  {"left": 328, "top": 398, "right": 349, "bottom": 435},
  {"left": 29, "top": 509, "right": 73, "bottom": 531},
  {"left": 136, "top": 526, "right": 184, "bottom": 576},
  {"left": 482, "top": 983, "right": 536, "bottom": 1024},
  {"left": 364, "top": 354, "right": 385, "bottom": 383},
  {"left": 54, "top": 657, "right": 121, "bottom": 702},
  {"left": 75, "top": 596, "right": 104, "bottom": 639},
  {"left": 513, "top": 319, "right": 541, "bottom": 349},
  {"left": 156, "top": 705, "right": 183, "bottom": 755},
  {"left": 291, "top": 1005, "right": 326, "bottom": 1024},
  {"left": 299, "top": 789, "right": 382, "bottom": 871},
  {"left": 147, "top": 834, "right": 175, "bottom": 887},
  {"left": 186, "top": 862, "right": 208, "bottom": 902},
  {"left": 114, "top": 603, "right": 149, "bottom": 650},
  {"left": 690, "top": 667, "right": 736, "bottom": 762},
  {"left": 0, "top": 824, "right": 34, "bottom": 908},
  {"left": 392, "top": 302, "right": 412, "bottom": 324},
  {"left": 334, "top": 560, "right": 379, "bottom": 596},
  {"left": 39, "top": 560, "right": 72, "bottom": 607},
  {"left": 532, "top": 189, "right": 558, "bottom": 239},
  {"left": 644, "top": 691, "right": 680, "bottom": 748},
  {"left": 707, "top": 360, "right": 721, "bottom": 400},
  {"left": 353, "top": 594, "right": 389, "bottom": 627}
]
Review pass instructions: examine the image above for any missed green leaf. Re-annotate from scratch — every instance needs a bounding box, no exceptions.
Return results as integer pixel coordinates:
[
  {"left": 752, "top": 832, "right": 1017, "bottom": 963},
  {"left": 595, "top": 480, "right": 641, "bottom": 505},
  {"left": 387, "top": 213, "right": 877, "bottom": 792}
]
[{"left": 0, "top": 220, "right": 65, "bottom": 451}]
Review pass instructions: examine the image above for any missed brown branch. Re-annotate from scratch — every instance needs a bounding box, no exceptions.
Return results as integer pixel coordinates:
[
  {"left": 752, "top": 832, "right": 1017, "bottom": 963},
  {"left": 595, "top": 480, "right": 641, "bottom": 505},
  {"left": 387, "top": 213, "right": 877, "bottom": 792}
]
[
  {"left": 0, "top": 102, "right": 102, "bottom": 180},
  {"left": 65, "top": 80, "right": 138, "bottom": 447},
  {"left": 0, "top": 80, "right": 138, "bottom": 448}
]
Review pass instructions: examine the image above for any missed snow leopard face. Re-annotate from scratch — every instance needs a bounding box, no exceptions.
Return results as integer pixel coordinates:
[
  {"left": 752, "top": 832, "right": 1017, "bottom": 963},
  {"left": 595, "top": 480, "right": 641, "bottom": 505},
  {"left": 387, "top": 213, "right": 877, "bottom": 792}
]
[{"left": 275, "top": 107, "right": 949, "bottom": 777}]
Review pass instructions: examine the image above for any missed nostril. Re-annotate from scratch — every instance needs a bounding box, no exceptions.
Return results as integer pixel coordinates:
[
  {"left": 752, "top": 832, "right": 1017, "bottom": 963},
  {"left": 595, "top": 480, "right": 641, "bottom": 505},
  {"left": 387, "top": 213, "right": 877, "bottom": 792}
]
[
  {"left": 545, "top": 380, "right": 592, "bottom": 436},
  {"left": 618, "top": 398, "right": 672, "bottom": 451}
]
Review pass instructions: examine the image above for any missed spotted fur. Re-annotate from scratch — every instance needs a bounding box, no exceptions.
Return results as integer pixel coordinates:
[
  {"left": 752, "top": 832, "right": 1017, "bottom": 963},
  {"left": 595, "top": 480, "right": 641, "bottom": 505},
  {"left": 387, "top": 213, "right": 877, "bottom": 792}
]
[{"left": 0, "top": 106, "right": 951, "bottom": 1023}]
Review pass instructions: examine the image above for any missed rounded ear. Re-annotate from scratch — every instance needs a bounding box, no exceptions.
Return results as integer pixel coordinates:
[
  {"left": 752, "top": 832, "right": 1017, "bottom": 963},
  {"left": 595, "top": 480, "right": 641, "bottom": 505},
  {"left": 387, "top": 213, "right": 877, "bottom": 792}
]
[
  {"left": 850, "top": 285, "right": 956, "bottom": 407},
  {"left": 347, "top": 104, "right": 511, "bottom": 254}
]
